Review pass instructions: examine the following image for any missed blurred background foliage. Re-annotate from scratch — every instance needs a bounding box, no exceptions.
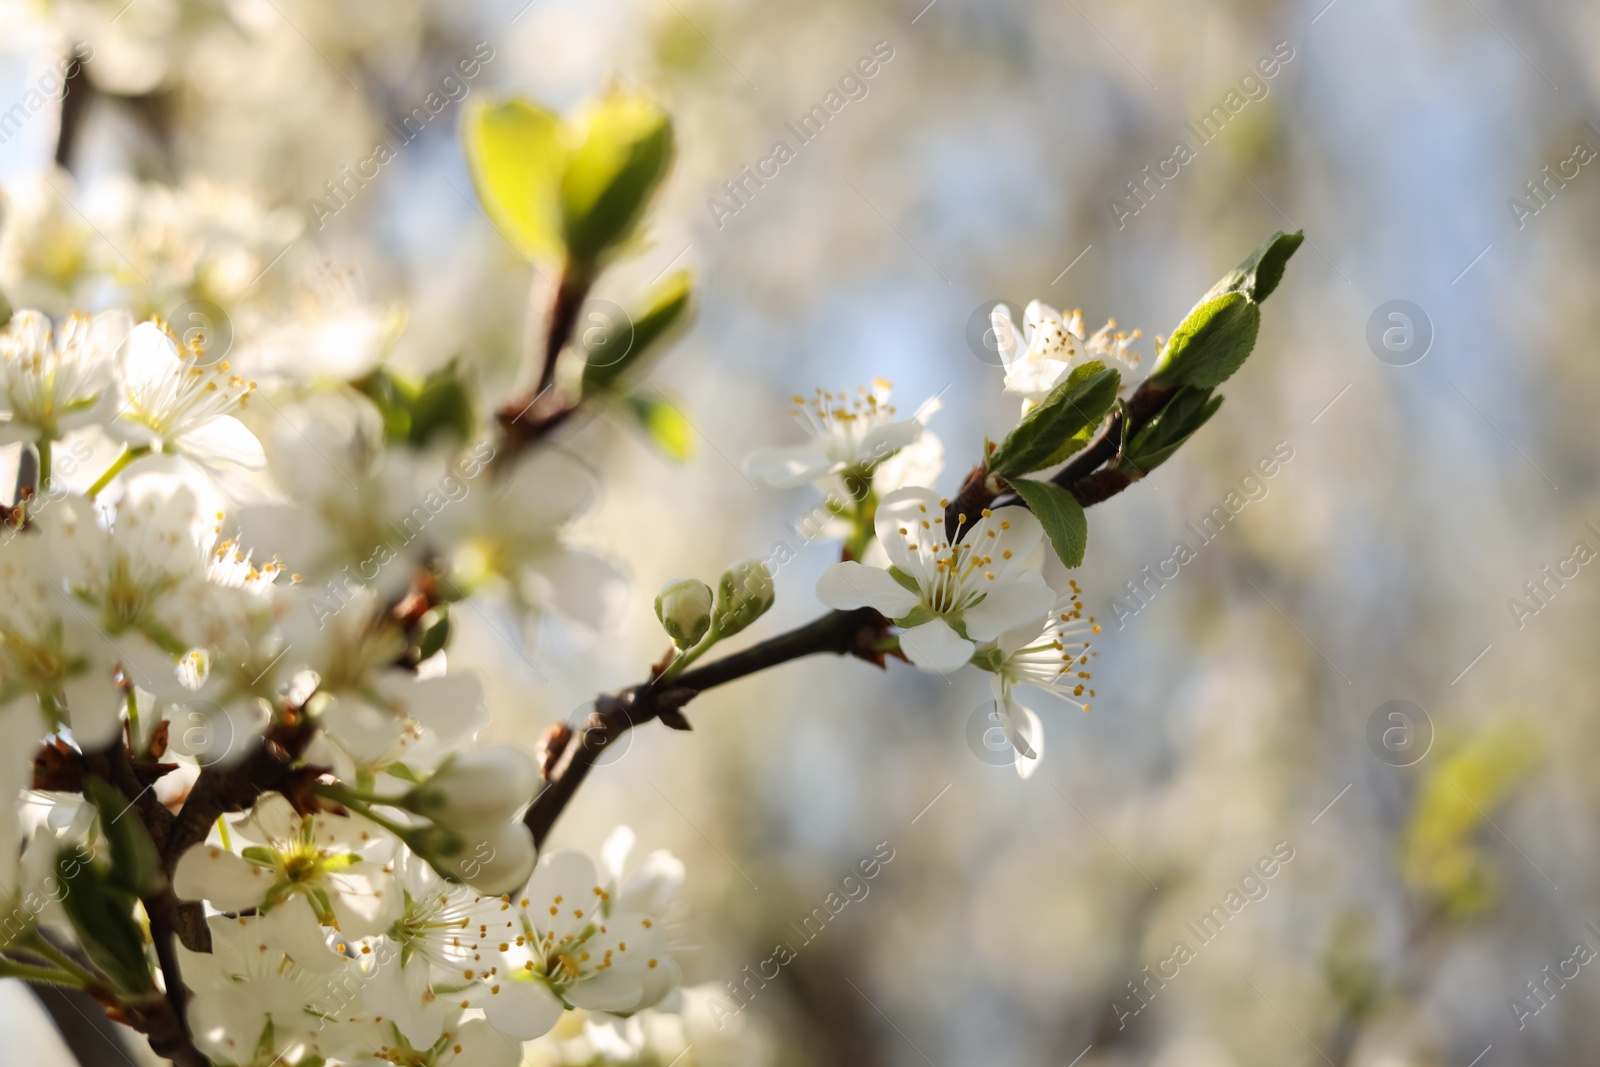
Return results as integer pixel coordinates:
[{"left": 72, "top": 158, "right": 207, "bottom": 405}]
[{"left": 4, "top": 0, "right": 1600, "bottom": 1063}]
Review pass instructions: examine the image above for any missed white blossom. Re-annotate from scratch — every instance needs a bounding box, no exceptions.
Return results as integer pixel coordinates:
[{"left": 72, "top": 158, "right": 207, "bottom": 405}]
[
  {"left": 109, "top": 320, "right": 266, "bottom": 474},
  {"left": 992, "top": 300, "right": 1144, "bottom": 414},
  {"left": 978, "top": 582, "right": 1099, "bottom": 778},
  {"left": 744, "top": 380, "right": 936, "bottom": 489},
  {"left": 0, "top": 309, "right": 128, "bottom": 444},
  {"left": 817, "top": 487, "right": 1054, "bottom": 673},
  {"left": 174, "top": 794, "right": 401, "bottom": 947},
  {"left": 467, "top": 844, "right": 681, "bottom": 1037}
]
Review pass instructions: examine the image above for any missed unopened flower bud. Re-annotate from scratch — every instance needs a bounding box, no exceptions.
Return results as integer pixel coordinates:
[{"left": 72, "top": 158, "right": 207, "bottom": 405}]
[
  {"left": 402, "top": 745, "right": 538, "bottom": 830},
  {"left": 654, "top": 578, "right": 713, "bottom": 649},
  {"left": 421, "top": 820, "right": 537, "bottom": 895},
  {"left": 714, "top": 559, "right": 774, "bottom": 638}
]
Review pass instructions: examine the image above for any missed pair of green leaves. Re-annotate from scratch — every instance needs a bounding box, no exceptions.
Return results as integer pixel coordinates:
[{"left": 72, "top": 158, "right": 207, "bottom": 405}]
[
  {"left": 353, "top": 362, "right": 475, "bottom": 447},
  {"left": 1123, "top": 229, "right": 1301, "bottom": 473},
  {"left": 467, "top": 90, "right": 695, "bottom": 463},
  {"left": 1146, "top": 229, "right": 1303, "bottom": 391},
  {"left": 465, "top": 92, "right": 674, "bottom": 270}
]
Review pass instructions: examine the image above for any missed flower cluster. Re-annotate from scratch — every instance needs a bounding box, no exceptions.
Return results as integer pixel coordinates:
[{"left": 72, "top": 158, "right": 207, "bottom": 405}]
[
  {"left": 0, "top": 293, "right": 686, "bottom": 1058},
  {"left": 172, "top": 823, "right": 681, "bottom": 1065},
  {"left": 742, "top": 345, "right": 1123, "bottom": 775}
]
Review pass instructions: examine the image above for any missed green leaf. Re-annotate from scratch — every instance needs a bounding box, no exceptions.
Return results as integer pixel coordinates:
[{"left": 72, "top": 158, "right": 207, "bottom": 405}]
[
  {"left": 582, "top": 270, "right": 695, "bottom": 393},
  {"left": 55, "top": 848, "right": 152, "bottom": 995},
  {"left": 81, "top": 775, "right": 160, "bottom": 898},
  {"left": 416, "top": 607, "right": 450, "bottom": 661},
  {"left": 1123, "top": 386, "right": 1224, "bottom": 473},
  {"left": 624, "top": 391, "right": 694, "bottom": 461},
  {"left": 560, "top": 91, "right": 674, "bottom": 265},
  {"left": 464, "top": 98, "right": 568, "bottom": 262},
  {"left": 1038, "top": 420, "right": 1099, "bottom": 471},
  {"left": 353, "top": 364, "right": 476, "bottom": 447},
  {"left": 989, "top": 362, "right": 1121, "bottom": 479},
  {"left": 352, "top": 366, "right": 418, "bottom": 442},
  {"left": 1147, "top": 291, "right": 1261, "bottom": 390},
  {"left": 1204, "top": 229, "right": 1303, "bottom": 304},
  {"left": 407, "top": 362, "right": 475, "bottom": 447},
  {"left": 1010, "top": 478, "right": 1088, "bottom": 569}
]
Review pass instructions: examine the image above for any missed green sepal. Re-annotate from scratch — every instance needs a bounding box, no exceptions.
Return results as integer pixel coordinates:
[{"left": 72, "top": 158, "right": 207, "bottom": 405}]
[
  {"left": 988, "top": 362, "right": 1120, "bottom": 479},
  {"left": 352, "top": 363, "right": 476, "bottom": 447},
  {"left": 887, "top": 567, "right": 921, "bottom": 595},
  {"left": 1009, "top": 478, "right": 1088, "bottom": 569}
]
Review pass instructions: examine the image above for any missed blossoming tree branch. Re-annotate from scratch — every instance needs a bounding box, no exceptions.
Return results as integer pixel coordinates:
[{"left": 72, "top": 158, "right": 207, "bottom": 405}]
[{"left": 0, "top": 84, "right": 1298, "bottom": 1066}]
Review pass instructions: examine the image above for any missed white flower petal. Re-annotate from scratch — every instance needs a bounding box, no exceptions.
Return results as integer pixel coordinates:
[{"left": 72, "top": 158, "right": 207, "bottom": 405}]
[
  {"left": 962, "top": 576, "right": 1055, "bottom": 642},
  {"left": 173, "top": 844, "right": 269, "bottom": 911},
  {"left": 997, "top": 696, "right": 1045, "bottom": 777},
  {"left": 1003, "top": 359, "right": 1073, "bottom": 399},
  {"left": 742, "top": 444, "right": 835, "bottom": 489},
  {"left": 618, "top": 849, "right": 685, "bottom": 917},
  {"left": 453, "top": 1018, "right": 532, "bottom": 1067},
  {"left": 179, "top": 415, "right": 267, "bottom": 469},
  {"left": 121, "top": 322, "right": 183, "bottom": 397},
  {"left": 872, "top": 486, "right": 945, "bottom": 575},
  {"left": 478, "top": 978, "right": 565, "bottom": 1040},
  {"left": 521, "top": 549, "right": 627, "bottom": 630},
  {"left": 815, "top": 562, "right": 919, "bottom": 617},
  {"left": 566, "top": 970, "right": 646, "bottom": 1012},
  {"left": 857, "top": 418, "right": 923, "bottom": 466},
  {"left": 990, "top": 304, "right": 1021, "bottom": 371},
  {"left": 898, "top": 619, "right": 975, "bottom": 673}
]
